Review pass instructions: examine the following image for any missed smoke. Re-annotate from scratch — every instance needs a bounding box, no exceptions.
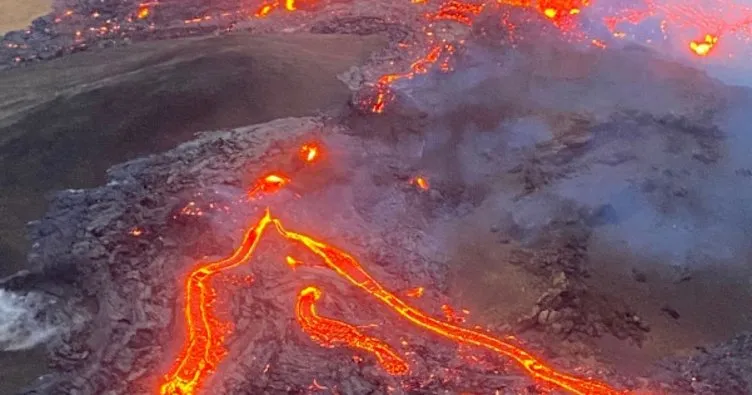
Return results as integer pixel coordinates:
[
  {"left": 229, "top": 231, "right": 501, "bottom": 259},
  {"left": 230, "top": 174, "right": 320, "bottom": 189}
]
[
  {"left": 0, "top": 289, "right": 64, "bottom": 351},
  {"left": 390, "top": 13, "right": 752, "bottom": 269},
  {"left": 578, "top": 0, "right": 752, "bottom": 87}
]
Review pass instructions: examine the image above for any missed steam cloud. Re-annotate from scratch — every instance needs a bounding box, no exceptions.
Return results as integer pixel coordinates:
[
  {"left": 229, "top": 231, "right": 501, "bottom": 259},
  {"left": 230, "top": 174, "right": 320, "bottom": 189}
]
[
  {"left": 393, "top": 16, "right": 752, "bottom": 270},
  {"left": 0, "top": 289, "right": 63, "bottom": 351}
]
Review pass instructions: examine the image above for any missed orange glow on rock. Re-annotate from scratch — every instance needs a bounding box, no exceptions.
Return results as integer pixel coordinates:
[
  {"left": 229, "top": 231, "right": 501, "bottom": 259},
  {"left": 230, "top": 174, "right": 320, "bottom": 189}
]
[
  {"left": 137, "top": 6, "right": 150, "bottom": 19},
  {"left": 254, "top": 0, "right": 307, "bottom": 17},
  {"left": 296, "top": 286, "right": 410, "bottom": 376},
  {"left": 285, "top": 255, "right": 302, "bottom": 270},
  {"left": 254, "top": 2, "right": 278, "bottom": 17},
  {"left": 129, "top": 227, "right": 144, "bottom": 236},
  {"left": 159, "top": 211, "right": 272, "bottom": 395},
  {"left": 405, "top": 287, "right": 425, "bottom": 298},
  {"left": 247, "top": 174, "right": 290, "bottom": 198},
  {"left": 429, "top": 0, "right": 486, "bottom": 26},
  {"left": 300, "top": 143, "right": 320, "bottom": 163},
  {"left": 410, "top": 176, "right": 430, "bottom": 191},
  {"left": 690, "top": 34, "right": 718, "bottom": 56},
  {"left": 370, "top": 43, "right": 456, "bottom": 113},
  {"left": 273, "top": 220, "right": 624, "bottom": 395}
]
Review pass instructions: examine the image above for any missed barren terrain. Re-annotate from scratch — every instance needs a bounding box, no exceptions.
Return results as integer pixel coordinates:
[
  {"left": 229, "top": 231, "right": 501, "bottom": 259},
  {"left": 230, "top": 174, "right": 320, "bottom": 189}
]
[{"left": 1, "top": 2, "right": 752, "bottom": 395}]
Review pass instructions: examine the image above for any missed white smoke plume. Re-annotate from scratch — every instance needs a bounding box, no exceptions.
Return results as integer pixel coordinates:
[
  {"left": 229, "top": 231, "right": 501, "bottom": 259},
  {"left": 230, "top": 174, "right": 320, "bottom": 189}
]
[{"left": 0, "top": 289, "right": 62, "bottom": 351}]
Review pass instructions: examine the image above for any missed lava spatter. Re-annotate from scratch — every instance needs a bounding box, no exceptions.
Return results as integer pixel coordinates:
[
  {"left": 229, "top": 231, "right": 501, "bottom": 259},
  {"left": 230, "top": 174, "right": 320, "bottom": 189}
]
[
  {"left": 254, "top": 0, "right": 309, "bottom": 17},
  {"left": 247, "top": 173, "right": 290, "bottom": 198},
  {"left": 159, "top": 211, "right": 272, "bottom": 395},
  {"left": 296, "top": 286, "right": 410, "bottom": 376},
  {"left": 273, "top": 219, "right": 624, "bottom": 395},
  {"left": 690, "top": 33, "right": 719, "bottom": 56},
  {"left": 299, "top": 143, "right": 320, "bottom": 163}
]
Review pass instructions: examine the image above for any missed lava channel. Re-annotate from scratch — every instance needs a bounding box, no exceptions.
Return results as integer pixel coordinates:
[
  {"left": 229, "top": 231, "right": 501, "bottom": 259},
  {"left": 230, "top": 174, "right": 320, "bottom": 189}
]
[
  {"left": 159, "top": 211, "right": 272, "bottom": 395},
  {"left": 274, "top": 219, "right": 624, "bottom": 395},
  {"left": 295, "top": 286, "right": 410, "bottom": 376}
]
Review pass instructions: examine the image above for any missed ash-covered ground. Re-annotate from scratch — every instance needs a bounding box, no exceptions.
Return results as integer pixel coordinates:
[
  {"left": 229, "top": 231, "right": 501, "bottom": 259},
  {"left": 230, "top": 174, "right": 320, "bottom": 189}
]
[{"left": 2, "top": 1, "right": 752, "bottom": 395}]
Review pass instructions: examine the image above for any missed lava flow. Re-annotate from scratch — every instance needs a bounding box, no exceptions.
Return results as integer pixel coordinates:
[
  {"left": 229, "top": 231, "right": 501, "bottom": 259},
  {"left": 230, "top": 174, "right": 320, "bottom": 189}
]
[
  {"left": 159, "top": 211, "right": 272, "bottom": 395},
  {"left": 370, "top": 43, "right": 456, "bottom": 113},
  {"left": 296, "top": 286, "right": 410, "bottom": 376},
  {"left": 255, "top": 0, "right": 309, "bottom": 17},
  {"left": 273, "top": 220, "right": 624, "bottom": 395},
  {"left": 247, "top": 173, "right": 289, "bottom": 198},
  {"left": 690, "top": 34, "right": 719, "bottom": 56}
]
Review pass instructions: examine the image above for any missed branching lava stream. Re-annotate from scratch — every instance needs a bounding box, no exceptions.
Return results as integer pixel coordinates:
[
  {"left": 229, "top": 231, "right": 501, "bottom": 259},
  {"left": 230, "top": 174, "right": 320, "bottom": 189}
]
[
  {"left": 274, "top": 219, "right": 624, "bottom": 395},
  {"left": 159, "top": 211, "right": 272, "bottom": 395},
  {"left": 296, "top": 286, "right": 410, "bottom": 376},
  {"left": 158, "top": 144, "right": 625, "bottom": 394}
]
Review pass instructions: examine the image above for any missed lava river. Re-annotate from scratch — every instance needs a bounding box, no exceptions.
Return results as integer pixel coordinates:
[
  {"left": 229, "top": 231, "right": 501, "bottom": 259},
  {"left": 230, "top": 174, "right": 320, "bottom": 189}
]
[{"left": 157, "top": 143, "right": 625, "bottom": 395}]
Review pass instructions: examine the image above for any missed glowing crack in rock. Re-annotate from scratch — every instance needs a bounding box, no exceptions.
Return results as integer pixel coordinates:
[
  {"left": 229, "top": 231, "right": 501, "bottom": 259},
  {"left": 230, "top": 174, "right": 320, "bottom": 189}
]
[
  {"left": 159, "top": 211, "right": 272, "bottom": 395},
  {"left": 295, "top": 286, "right": 410, "bottom": 376}
]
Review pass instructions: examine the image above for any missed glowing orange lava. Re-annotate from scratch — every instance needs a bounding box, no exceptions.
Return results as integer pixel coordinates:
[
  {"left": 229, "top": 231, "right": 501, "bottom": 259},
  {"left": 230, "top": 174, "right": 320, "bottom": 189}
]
[
  {"left": 273, "top": 220, "right": 623, "bottom": 395},
  {"left": 690, "top": 34, "right": 718, "bottom": 56},
  {"left": 159, "top": 211, "right": 272, "bottom": 395},
  {"left": 130, "top": 227, "right": 144, "bottom": 236},
  {"left": 370, "top": 43, "right": 456, "bottom": 113},
  {"left": 247, "top": 174, "right": 290, "bottom": 198},
  {"left": 405, "top": 286, "right": 425, "bottom": 298},
  {"left": 159, "top": 201, "right": 625, "bottom": 394},
  {"left": 254, "top": 0, "right": 304, "bottom": 17},
  {"left": 410, "top": 176, "right": 430, "bottom": 191},
  {"left": 300, "top": 143, "right": 320, "bottom": 163},
  {"left": 537, "top": 0, "right": 587, "bottom": 18},
  {"left": 137, "top": 6, "right": 150, "bottom": 19},
  {"left": 285, "top": 255, "right": 303, "bottom": 270},
  {"left": 296, "top": 286, "right": 410, "bottom": 376},
  {"left": 599, "top": 0, "right": 752, "bottom": 57},
  {"left": 429, "top": 0, "right": 486, "bottom": 25}
]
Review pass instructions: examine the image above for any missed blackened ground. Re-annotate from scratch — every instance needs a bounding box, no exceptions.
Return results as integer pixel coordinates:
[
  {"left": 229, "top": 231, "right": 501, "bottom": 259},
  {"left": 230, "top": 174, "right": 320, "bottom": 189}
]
[{"left": 0, "top": 32, "right": 387, "bottom": 277}]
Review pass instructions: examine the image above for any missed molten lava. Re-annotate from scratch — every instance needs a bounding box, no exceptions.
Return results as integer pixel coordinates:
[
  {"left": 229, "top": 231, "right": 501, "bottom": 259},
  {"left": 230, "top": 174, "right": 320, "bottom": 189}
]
[
  {"left": 137, "top": 6, "right": 150, "bottom": 19},
  {"left": 247, "top": 174, "right": 289, "bottom": 198},
  {"left": 690, "top": 34, "right": 718, "bottom": 56},
  {"left": 537, "top": 0, "right": 587, "bottom": 18},
  {"left": 273, "top": 219, "right": 623, "bottom": 395},
  {"left": 410, "top": 176, "right": 430, "bottom": 191},
  {"left": 254, "top": 0, "right": 305, "bottom": 17},
  {"left": 405, "top": 286, "right": 425, "bottom": 298},
  {"left": 285, "top": 255, "right": 303, "bottom": 270},
  {"left": 299, "top": 143, "right": 320, "bottom": 163},
  {"left": 429, "top": 0, "right": 486, "bottom": 25},
  {"left": 159, "top": 211, "right": 272, "bottom": 395},
  {"left": 370, "top": 43, "right": 456, "bottom": 113},
  {"left": 296, "top": 286, "right": 410, "bottom": 376}
]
